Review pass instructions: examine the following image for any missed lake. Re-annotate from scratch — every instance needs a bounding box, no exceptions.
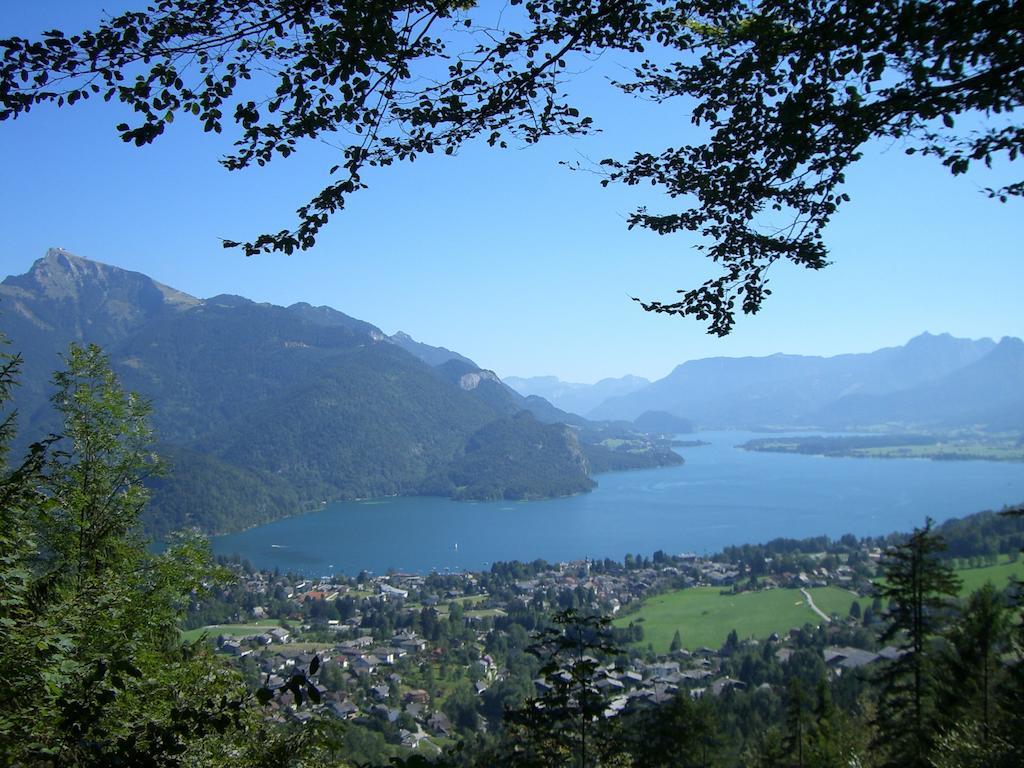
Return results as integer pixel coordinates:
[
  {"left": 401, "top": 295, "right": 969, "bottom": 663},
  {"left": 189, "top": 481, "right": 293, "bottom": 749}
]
[{"left": 211, "top": 431, "right": 1024, "bottom": 575}]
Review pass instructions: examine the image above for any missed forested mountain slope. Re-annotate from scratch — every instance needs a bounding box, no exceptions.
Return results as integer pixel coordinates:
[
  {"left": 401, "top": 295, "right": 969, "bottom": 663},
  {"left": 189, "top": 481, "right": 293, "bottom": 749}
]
[{"left": 1, "top": 249, "right": 678, "bottom": 536}]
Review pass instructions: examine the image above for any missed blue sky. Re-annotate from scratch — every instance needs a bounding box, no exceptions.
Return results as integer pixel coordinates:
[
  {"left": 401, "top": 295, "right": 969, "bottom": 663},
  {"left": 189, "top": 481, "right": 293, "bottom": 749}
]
[{"left": 1, "top": 2, "right": 1021, "bottom": 383}]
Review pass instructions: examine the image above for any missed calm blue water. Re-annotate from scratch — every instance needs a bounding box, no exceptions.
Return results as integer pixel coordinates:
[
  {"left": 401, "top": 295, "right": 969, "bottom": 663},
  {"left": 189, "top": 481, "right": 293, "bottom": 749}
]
[{"left": 211, "top": 431, "right": 1024, "bottom": 575}]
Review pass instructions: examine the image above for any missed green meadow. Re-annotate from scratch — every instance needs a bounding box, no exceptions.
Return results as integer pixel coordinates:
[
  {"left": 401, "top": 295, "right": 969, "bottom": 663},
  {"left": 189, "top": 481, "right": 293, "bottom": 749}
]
[
  {"left": 804, "top": 586, "right": 869, "bottom": 617},
  {"left": 614, "top": 557, "right": 1021, "bottom": 654},
  {"left": 612, "top": 586, "right": 854, "bottom": 653},
  {"left": 180, "top": 620, "right": 283, "bottom": 643},
  {"left": 954, "top": 556, "right": 1023, "bottom": 594}
]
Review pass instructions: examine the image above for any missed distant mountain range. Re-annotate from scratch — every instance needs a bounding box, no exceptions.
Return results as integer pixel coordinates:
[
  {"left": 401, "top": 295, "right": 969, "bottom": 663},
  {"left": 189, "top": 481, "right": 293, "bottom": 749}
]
[
  {"left": 0, "top": 250, "right": 680, "bottom": 536},
  {"left": 504, "top": 374, "right": 650, "bottom": 417},
  {"left": 584, "top": 332, "right": 1023, "bottom": 431},
  {"left": 6, "top": 250, "right": 1019, "bottom": 537}
]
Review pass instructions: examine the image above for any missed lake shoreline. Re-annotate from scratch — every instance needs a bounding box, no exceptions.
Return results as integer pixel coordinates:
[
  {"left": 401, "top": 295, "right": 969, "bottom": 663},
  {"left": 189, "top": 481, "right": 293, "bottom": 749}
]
[
  {"left": 211, "top": 430, "right": 1024, "bottom": 576},
  {"left": 739, "top": 433, "right": 1024, "bottom": 463}
]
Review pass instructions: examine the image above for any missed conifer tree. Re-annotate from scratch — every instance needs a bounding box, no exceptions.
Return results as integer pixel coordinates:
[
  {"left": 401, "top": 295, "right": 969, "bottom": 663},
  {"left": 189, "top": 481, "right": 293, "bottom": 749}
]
[
  {"left": 938, "top": 582, "right": 1010, "bottom": 740},
  {"left": 783, "top": 677, "right": 808, "bottom": 768},
  {"left": 873, "top": 520, "right": 961, "bottom": 768},
  {"left": 620, "top": 690, "right": 721, "bottom": 768},
  {"left": 988, "top": 505, "right": 1024, "bottom": 766},
  {"left": 671, "top": 628, "right": 683, "bottom": 653}
]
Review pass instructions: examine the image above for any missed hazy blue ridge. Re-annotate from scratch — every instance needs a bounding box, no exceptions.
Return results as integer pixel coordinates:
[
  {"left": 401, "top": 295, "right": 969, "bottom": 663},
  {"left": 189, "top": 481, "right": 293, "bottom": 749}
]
[
  {"left": 813, "top": 336, "right": 1024, "bottom": 430},
  {"left": 632, "top": 410, "right": 694, "bottom": 434},
  {"left": 504, "top": 374, "right": 651, "bottom": 417},
  {"left": 588, "top": 331, "right": 1009, "bottom": 429}
]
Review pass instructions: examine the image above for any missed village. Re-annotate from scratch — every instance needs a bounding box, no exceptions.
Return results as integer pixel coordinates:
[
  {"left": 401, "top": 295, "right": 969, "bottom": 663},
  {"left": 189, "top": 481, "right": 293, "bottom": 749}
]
[{"left": 190, "top": 539, "right": 899, "bottom": 754}]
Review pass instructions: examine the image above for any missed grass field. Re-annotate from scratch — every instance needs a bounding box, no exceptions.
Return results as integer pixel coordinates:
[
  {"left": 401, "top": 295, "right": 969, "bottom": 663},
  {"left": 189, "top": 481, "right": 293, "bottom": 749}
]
[
  {"left": 746, "top": 434, "right": 1024, "bottom": 462},
  {"left": 858, "top": 444, "right": 1024, "bottom": 461},
  {"left": 954, "top": 558, "right": 1023, "bottom": 594},
  {"left": 465, "top": 608, "right": 507, "bottom": 618},
  {"left": 805, "top": 587, "right": 867, "bottom": 617},
  {"left": 615, "top": 557, "right": 1022, "bottom": 654},
  {"left": 279, "top": 641, "right": 336, "bottom": 652},
  {"left": 612, "top": 586, "right": 852, "bottom": 653},
  {"left": 180, "top": 620, "right": 282, "bottom": 643}
]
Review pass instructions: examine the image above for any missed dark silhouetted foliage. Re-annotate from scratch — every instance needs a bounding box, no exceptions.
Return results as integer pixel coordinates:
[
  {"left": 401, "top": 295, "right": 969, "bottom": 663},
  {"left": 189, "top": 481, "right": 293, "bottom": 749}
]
[{"left": 3, "top": 2, "right": 1020, "bottom": 333}]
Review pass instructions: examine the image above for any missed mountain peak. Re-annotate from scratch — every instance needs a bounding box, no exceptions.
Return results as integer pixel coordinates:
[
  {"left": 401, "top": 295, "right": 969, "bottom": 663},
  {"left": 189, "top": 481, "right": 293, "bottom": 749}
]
[
  {"left": 905, "top": 330, "right": 952, "bottom": 345},
  {"left": 903, "top": 330, "right": 998, "bottom": 349},
  {"left": 41, "top": 246, "right": 87, "bottom": 268},
  {"left": 0, "top": 250, "right": 199, "bottom": 348},
  {"left": 12, "top": 248, "right": 200, "bottom": 309},
  {"left": 206, "top": 293, "right": 253, "bottom": 308},
  {"left": 991, "top": 335, "right": 1024, "bottom": 357},
  {"left": 25, "top": 247, "right": 124, "bottom": 297}
]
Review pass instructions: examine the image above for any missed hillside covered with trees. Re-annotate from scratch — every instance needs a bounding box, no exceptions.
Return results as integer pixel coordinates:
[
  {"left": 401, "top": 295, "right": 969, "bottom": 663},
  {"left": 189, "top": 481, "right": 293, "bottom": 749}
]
[{"left": 0, "top": 251, "right": 680, "bottom": 536}]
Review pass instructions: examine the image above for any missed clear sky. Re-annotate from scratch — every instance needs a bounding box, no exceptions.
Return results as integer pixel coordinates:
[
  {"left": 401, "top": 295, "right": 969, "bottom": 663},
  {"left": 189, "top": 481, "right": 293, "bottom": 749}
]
[{"left": 1, "top": 2, "right": 1021, "bottom": 383}]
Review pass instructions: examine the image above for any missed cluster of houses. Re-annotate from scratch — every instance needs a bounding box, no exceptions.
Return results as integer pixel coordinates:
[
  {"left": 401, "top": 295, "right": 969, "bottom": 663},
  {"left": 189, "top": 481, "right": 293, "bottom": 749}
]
[
  {"left": 822, "top": 644, "right": 903, "bottom": 673},
  {"left": 504, "top": 557, "right": 733, "bottom": 613},
  {"left": 217, "top": 627, "right": 453, "bottom": 749},
  {"left": 498, "top": 552, "right": 873, "bottom": 614},
  {"left": 202, "top": 546, "right": 884, "bottom": 746},
  {"left": 537, "top": 652, "right": 750, "bottom": 718}
]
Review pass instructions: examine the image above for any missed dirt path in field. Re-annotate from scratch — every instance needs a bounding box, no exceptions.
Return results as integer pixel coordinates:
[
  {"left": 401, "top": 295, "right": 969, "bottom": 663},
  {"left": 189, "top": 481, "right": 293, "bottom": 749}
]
[{"left": 801, "top": 588, "right": 831, "bottom": 623}]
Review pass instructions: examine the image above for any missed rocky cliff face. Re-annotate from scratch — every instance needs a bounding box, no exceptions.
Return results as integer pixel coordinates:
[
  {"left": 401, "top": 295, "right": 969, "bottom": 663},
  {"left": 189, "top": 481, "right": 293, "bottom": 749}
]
[{"left": 458, "top": 370, "right": 501, "bottom": 391}]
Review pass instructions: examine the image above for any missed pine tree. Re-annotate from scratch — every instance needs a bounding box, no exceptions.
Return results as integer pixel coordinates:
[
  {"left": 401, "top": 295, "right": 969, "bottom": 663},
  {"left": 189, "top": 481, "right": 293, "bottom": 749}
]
[
  {"left": 806, "top": 676, "right": 865, "bottom": 768},
  {"left": 670, "top": 629, "right": 683, "bottom": 653},
  {"left": 784, "top": 677, "right": 808, "bottom": 768},
  {"left": 873, "top": 520, "right": 961, "bottom": 768},
  {"left": 621, "top": 691, "right": 720, "bottom": 768},
  {"left": 938, "top": 582, "right": 1010, "bottom": 740},
  {"left": 999, "top": 506, "right": 1024, "bottom": 764}
]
